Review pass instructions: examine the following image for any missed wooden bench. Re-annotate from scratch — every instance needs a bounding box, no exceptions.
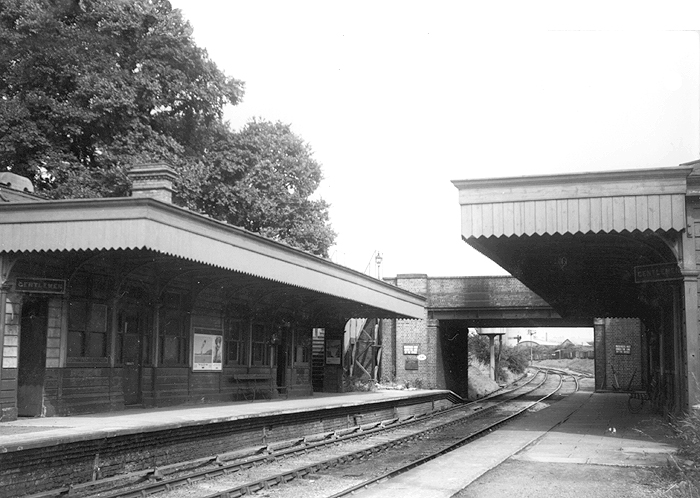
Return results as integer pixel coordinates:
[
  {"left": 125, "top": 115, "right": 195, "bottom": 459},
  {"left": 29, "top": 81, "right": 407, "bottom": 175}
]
[{"left": 232, "top": 373, "right": 274, "bottom": 401}]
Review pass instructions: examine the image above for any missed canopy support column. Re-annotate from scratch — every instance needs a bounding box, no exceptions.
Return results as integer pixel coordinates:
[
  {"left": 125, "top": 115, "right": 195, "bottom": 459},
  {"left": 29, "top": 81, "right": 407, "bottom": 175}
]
[{"left": 682, "top": 271, "right": 700, "bottom": 411}]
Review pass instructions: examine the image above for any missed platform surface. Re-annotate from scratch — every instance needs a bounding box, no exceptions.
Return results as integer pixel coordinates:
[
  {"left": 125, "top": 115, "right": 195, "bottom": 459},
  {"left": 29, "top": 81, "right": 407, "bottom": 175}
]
[
  {"left": 355, "top": 381, "right": 678, "bottom": 498},
  {"left": 0, "top": 389, "right": 445, "bottom": 451}
]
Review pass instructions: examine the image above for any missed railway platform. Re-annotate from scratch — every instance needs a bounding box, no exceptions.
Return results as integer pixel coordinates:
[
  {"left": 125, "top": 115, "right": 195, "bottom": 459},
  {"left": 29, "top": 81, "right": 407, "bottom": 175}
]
[
  {"left": 356, "top": 380, "right": 679, "bottom": 498},
  {"left": 0, "top": 382, "right": 681, "bottom": 498},
  {"left": 1, "top": 387, "right": 461, "bottom": 496},
  {"left": 0, "top": 388, "right": 451, "bottom": 452}
]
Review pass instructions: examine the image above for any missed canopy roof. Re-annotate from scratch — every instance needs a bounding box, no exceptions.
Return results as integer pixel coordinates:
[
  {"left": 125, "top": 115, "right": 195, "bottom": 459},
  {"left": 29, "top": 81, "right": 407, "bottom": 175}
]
[
  {"left": 453, "top": 166, "right": 689, "bottom": 238},
  {"left": 453, "top": 164, "right": 695, "bottom": 319},
  {"left": 0, "top": 197, "right": 425, "bottom": 319}
]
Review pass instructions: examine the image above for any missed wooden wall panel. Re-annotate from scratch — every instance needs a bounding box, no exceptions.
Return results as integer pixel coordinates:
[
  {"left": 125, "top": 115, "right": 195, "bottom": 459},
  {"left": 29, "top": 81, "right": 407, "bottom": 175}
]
[
  {"left": 492, "top": 202, "right": 504, "bottom": 237},
  {"left": 568, "top": 199, "right": 580, "bottom": 234},
  {"left": 523, "top": 201, "right": 536, "bottom": 235},
  {"left": 503, "top": 202, "right": 515, "bottom": 236},
  {"left": 44, "top": 368, "right": 117, "bottom": 416},
  {"left": 635, "top": 195, "right": 648, "bottom": 229},
  {"left": 461, "top": 194, "right": 686, "bottom": 237},
  {"left": 545, "top": 199, "right": 557, "bottom": 234},
  {"left": 534, "top": 200, "right": 546, "bottom": 234},
  {"left": 0, "top": 368, "right": 17, "bottom": 415}
]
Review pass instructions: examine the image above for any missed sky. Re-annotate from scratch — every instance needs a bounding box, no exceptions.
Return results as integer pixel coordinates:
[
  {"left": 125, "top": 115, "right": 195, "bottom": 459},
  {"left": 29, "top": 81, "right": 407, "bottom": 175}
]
[{"left": 170, "top": 1, "right": 700, "bottom": 281}]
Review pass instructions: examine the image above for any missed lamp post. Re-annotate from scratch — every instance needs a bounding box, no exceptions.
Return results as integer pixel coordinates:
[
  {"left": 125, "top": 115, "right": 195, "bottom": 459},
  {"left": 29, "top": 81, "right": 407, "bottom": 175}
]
[
  {"left": 478, "top": 331, "right": 505, "bottom": 381},
  {"left": 375, "top": 252, "right": 383, "bottom": 279}
]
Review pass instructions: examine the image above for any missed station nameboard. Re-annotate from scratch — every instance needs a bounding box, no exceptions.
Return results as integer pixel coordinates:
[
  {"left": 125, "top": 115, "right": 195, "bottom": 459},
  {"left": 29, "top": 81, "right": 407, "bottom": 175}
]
[
  {"left": 634, "top": 263, "right": 682, "bottom": 283},
  {"left": 15, "top": 278, "right": 66, "bottom": 294}
]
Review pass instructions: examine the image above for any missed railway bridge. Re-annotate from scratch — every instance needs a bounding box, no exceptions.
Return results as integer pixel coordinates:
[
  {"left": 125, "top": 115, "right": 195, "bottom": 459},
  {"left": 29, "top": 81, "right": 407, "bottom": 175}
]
[{"left": 381, "top": 274, "right": 591, "bottom": 397}]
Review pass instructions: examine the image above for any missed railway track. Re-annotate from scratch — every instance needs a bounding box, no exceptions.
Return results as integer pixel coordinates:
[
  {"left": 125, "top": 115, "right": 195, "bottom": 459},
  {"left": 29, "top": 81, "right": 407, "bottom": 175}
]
[{"left": 36, "top": 368, "right": 574, "bottom": 498}]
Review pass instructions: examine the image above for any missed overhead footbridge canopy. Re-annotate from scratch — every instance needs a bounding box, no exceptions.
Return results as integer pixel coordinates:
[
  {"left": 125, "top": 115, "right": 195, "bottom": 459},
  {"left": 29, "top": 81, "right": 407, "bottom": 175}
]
[{"left": 452, "top": 164, "right": 694, "bottom": 319}]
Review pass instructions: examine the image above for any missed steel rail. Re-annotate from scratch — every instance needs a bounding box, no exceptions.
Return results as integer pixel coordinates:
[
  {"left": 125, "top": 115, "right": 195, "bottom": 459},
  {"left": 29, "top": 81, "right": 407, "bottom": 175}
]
[
  {"left": 171, "top": 371, "right": 557, "bottom": 498},
  {"left": 539, "top": 365, "right": 594, "bottom": 379},
  {"left": 327, "top": 371, "right": 564, "bottom": 498},
  {"left": 32, "top": 372, "right": 545, "bottom": 498},
  {"left": 28, "top": 404, "right": 455, "bottom": 498},
  {"left": 39, "top": 374, "right": 541, "bottom": 498}
]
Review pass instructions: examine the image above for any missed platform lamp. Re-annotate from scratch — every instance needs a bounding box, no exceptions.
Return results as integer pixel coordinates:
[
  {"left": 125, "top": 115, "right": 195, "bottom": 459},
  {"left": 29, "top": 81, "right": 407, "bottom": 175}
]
[{"left": 375, "top": 252, "right": 383, "bottom": 279}]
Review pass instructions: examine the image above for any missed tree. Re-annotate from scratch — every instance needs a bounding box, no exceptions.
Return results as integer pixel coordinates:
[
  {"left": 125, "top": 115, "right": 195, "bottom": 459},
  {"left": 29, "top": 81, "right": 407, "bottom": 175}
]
[
  {"left": 467, "top": 332, "right": 491, "bottom": 366},
  {"left": 0, "top": 0, "right": 243, "bottom": 197},
  {"left": 178, "top": 119, "right": 336, "bottom": 257},
  {"left": 0, "top": 0, "right": 336, "bottom": 256}
]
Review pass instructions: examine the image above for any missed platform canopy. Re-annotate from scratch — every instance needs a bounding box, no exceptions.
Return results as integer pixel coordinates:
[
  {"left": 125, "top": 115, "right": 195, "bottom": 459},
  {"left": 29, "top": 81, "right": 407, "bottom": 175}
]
[
  {"left": 0, "top": 198, "right": 425, "bottom": 319},
  {"left": 453, "top": 164, "right": 695, "bottom": 319}
]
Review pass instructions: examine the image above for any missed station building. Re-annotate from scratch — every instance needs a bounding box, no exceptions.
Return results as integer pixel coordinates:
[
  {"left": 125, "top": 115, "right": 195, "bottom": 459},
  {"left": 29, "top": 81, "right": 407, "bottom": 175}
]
[{"left": 0, "top": 165, "right": 425, "bottom": 421}]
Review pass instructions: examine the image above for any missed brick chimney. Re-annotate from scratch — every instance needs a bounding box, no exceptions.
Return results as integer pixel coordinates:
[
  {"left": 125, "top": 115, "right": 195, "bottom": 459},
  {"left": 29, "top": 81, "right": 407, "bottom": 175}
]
[{"left": 127, "top": 163, "right": 178, "bottom": 204}]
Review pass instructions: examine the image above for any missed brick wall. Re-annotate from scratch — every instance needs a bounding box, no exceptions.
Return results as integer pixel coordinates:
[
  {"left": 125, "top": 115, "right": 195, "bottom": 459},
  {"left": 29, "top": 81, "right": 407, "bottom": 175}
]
[
  {"left": 384, "top": 275, "right": 437, "bottom": 388},
  {"left": 601, "top": 318, "right": 643, "bottom": 391},
  {"left": 394, "top": 315, "right": 432, "bottom": 387},
  {"left": 380, "top": 318, "right": 396, "bottom": 381}
]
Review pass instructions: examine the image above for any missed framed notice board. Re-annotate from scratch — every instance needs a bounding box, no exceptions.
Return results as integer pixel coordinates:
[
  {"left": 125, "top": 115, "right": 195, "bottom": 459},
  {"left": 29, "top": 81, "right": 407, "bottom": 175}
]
[{"left": 615, "top": 344, "right": 631, "bottom": 355}]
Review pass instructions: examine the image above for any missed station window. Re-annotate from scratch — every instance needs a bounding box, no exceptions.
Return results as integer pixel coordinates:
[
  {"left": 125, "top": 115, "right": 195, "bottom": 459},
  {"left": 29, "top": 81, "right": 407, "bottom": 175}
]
[
  {"left": 225, "top": 319, "right": 249, "bottom": 366},
  {"left": 252, "top": 323, "right": 273, "bottom": 367},
  {"left": 67, "top": 273, "right": 111, "bottom": 360},
  {"left": 68, "top": 301, "right": 108, "bottom": 357},
  {"left": 159, "top": 292, "right": 189, "bottom": 365},
  {"left": 294, "top": 331, "right": 311, "bottom": 364},
  {"left": 295, "top": 345, "right": 310, "bottom": 364},
  {"left": 116, "top": 305, "right": 152, "bottom": 366},
  {"left": 114, "top": 284, "right": 153, "bottom": 366}
]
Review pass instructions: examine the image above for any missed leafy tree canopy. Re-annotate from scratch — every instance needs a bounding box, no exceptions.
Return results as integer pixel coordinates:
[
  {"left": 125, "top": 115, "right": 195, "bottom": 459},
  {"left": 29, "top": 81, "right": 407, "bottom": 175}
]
[
  {"left": 178, "top": 119, "right": 336, "bottom": 256},
  {"left": 0, "top": 0, "right": 336, "bottom": 256}
]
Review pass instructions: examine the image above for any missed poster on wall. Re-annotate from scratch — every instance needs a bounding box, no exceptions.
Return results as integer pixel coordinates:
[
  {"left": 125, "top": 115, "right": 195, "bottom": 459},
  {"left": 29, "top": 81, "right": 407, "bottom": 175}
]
[
  {"left": 325, "top": 338, "right": 341, "bottom": 365},
  {"left": 193, "top": 328, "right": 223, "bottom": 371}
]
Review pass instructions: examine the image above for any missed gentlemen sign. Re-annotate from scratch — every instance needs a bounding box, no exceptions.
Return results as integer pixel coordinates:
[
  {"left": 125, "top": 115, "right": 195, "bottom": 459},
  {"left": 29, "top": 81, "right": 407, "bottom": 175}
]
[
  {"left": 16, "top": 278, "right": 66, "bottom": 294},
  {"left": 634, "top": 263, "right": 682, "bottom": 283}
]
